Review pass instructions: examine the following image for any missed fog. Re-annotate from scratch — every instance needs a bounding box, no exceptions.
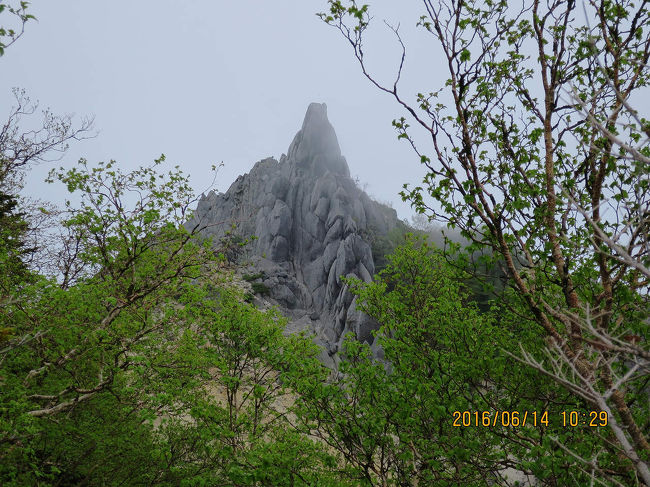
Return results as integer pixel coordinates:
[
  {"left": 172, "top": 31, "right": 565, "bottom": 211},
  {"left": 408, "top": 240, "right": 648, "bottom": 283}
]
[{"left": 1, "top": 1, "right": 447, "bottom": 220}]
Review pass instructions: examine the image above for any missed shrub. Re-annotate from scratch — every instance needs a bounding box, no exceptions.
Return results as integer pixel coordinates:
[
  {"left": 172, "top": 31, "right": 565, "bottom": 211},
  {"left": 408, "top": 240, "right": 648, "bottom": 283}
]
[{"left": 251, "top": 282, "right": 270, "bottom": 296}]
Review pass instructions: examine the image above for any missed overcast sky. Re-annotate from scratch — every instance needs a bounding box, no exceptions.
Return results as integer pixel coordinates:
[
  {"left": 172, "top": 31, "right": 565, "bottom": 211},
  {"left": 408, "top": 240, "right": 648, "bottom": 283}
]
[{"left": 1, "top": 1, "right": 448, "bottom": 220}]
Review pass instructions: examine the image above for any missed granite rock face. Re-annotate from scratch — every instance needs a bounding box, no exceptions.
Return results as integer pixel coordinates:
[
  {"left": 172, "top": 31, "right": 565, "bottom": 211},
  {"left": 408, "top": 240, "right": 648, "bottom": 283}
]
[{"left": 188, "top": 103, "right": 402, "bottom": 366}]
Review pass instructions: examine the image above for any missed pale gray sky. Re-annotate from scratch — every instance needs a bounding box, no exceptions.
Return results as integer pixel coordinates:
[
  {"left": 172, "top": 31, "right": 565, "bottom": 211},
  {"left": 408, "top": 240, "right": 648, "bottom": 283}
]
[{"left": 1, "top": 1, "right": 445, "bottom": 219}]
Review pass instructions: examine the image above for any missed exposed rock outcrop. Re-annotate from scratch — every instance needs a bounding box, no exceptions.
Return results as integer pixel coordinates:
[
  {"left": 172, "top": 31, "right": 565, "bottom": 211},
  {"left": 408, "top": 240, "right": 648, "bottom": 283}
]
[{"left": 187, "top": 103, "right": 403, "bottom": 367}]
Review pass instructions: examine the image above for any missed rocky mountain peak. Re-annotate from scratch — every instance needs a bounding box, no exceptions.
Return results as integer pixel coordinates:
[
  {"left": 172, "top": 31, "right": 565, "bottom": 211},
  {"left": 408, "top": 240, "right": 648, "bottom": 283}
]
[
  {"left": 286, "top": 102, "right": 349, "bottom": 177},
  {"left": 189, "top": 103, "right": 404, "bottom": 367}
]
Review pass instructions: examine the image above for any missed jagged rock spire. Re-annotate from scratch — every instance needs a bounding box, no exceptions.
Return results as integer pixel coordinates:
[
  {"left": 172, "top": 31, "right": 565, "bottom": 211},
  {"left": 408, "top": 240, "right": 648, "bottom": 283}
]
[
  {"left": 190, "top": 102, "right": 404, "bottom": 366},
  {"left": 287, "top": 103, "right": 349, "bottom": 177}
]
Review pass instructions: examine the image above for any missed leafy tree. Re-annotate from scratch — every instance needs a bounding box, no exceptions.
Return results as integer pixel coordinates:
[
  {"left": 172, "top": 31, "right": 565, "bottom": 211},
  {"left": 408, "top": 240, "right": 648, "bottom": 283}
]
[
  {"left": 0, "top": 12, "right": 93, "bottom": 357},
  {"left": 0, "top": 86, "right": 94, "bottom": 301},
  {"left": 0, "top": 4, "right": 337, "bottom": 484},
  {"left": 0, "top": 87, "right": 94, "bottom": 191},
  {"left": 152, "top": 285, "right": 341, "bottom": 486},
  {"left": 0, "top": 158, "right": 213, "bottom": 481},
  {"left": 364, "top": 218, "right": 411, "bottom": 274},
  {"left": 293, "top": 236, "right": 625, "bottom": 485},
  {"left": 0, "top": 1, "right": 34, "bottom": 56},
  {"left": 1, "top": 157, "right": 342, "bottom": 485},
  {"left": 0, "top": 191, "right": 32, "bottom": 290},
  {"left": 0, "top": 189, "right": 33, "bottom": 352},
  {"left": 320, "top": 0, "right": 649, "bottom": 484}
]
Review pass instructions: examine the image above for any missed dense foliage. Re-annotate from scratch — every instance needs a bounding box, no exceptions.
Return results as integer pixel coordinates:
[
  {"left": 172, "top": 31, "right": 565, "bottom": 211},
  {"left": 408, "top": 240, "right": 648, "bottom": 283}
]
[
  {"left": 286, "top": 236, "right": 639, "bottom": 485},
  {"left": 321, "top": 0, "right": 650, "bottom": 484},
  {"left": 0, "top": 159, "right": 341, "bottom": 485}
]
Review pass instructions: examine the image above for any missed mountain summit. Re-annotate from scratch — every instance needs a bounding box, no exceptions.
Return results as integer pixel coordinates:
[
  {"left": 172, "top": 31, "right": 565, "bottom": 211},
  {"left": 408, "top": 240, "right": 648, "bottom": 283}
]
[
  {"left": 287, "top": 102, "right": 349, "bottom": 177},
  {"left": 189, "top": 103, "right": 404, "bottom": 366}
]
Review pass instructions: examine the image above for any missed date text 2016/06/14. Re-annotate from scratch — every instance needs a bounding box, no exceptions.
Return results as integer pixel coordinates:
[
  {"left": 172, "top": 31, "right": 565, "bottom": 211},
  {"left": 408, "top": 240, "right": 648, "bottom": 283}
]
[{"left": 452, "top": 410, "right": 609, "bottom": 428}]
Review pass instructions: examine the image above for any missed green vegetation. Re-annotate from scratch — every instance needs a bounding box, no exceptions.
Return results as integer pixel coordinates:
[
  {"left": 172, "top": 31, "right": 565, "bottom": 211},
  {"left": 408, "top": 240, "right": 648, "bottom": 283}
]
[
  {"left": 1, "top": 1, "right": 648, "bottom": 485},
  {"left": 0, "top": 1, "right": 34, "bottom": 56},
  {"left": 251, "top": 281, "right": 270, "bottom": 296},
  {"left": 364, "top": 219, "right": 411, "bottom": 274},
  {"left": 243, "top": 271, "right": 265, "bottom": 282},
  {"left": 290, "top": 236, "right": 612, "bottom": 484},
  {"left": 0, "top": 159, "right": 339, "bottom": 485},
  {"left": 321, "top": 0, "right": 650, "bottom": 484}
]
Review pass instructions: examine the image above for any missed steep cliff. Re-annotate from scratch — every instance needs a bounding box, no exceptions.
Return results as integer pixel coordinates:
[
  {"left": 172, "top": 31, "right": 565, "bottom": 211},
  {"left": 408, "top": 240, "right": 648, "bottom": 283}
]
[{"left": 188, "top": 103, "right": 404, "bottom": 366}]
